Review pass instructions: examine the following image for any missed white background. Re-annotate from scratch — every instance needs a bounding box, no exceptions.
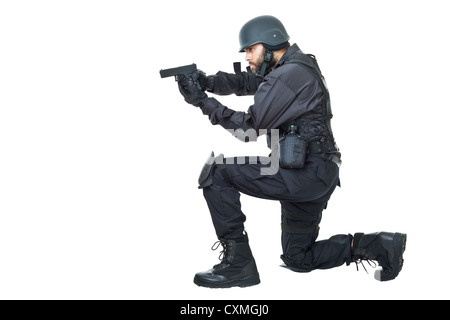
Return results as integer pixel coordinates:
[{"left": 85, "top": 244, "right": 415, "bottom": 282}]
[{"left": 1, "top": 0, "right": 449, "bottom": 300}]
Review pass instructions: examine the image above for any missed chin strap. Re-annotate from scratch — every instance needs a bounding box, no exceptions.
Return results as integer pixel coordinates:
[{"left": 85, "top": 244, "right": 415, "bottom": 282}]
[{"left": 257, "top": 50, "right": 273, "bottom": 77}]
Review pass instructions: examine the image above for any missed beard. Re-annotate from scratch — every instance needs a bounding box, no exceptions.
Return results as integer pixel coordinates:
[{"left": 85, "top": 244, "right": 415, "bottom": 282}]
[{"left": 251, "top": 48, "right": 277, "bottom": 75}]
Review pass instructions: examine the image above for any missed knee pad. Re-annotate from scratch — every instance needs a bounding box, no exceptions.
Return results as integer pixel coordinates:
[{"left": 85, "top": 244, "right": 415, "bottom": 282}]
[
  {"left": 198, "top": 152, "right": 228, "bottom": 188},
  {"left": 281, "top": 251, "right": 313, "bottom": 273},
  {"left": 198, "top": 152, "right": 216, "bottom": 189}
]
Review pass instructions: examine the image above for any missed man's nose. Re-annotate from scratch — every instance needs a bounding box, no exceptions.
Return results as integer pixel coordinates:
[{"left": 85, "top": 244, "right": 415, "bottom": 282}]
[{"left": 245, "top": 52, "right": 251, "bottom": 61}]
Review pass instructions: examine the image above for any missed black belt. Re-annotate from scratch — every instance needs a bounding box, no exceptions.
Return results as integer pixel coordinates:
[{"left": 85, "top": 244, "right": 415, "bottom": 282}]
[
  {"left": 308, "top": 140, "right": 341, "bottom": 168},
  {"left": 308, "top": 139, "right": 335, "bottom": 154}
]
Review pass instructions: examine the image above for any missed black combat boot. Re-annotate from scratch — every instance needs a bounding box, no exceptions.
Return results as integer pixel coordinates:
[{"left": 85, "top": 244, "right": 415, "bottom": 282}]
[
  {"left": 352, "top": 232, "right": 407, "bottom": 281},
  {"left": 194, "top": 233, "right": 260, "bottom": 288}
]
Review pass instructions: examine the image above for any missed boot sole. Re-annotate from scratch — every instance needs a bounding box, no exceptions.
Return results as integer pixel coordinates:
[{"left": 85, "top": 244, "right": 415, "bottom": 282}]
[
  {"left": 375, "top": 232, "right": 407, "bottom": 281},
  {"left": 194, "top": 274, "right": 261, "bottom": 288}
]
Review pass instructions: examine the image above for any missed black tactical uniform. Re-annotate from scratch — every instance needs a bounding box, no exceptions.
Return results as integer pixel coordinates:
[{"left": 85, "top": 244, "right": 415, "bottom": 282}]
[
  {"left": 175, "top": 15, "right": 406, "bottom": 288},
  {"left": 200, "top": 42, "right": 346, "bottom": 264}
]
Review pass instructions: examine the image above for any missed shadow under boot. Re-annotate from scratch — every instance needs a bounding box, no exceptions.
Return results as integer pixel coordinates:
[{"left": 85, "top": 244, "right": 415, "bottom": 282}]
[
  {"left": 352, "top": 232, "right": 407, "bottom": 281},
  {"left": 194, "top": 233, "right": 260, "bottom": 288}
]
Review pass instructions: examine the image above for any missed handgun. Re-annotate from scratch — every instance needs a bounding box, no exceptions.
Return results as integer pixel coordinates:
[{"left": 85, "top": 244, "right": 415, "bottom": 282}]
[{"left": 159, "top": 63, "right": 197, "bottom": 82}]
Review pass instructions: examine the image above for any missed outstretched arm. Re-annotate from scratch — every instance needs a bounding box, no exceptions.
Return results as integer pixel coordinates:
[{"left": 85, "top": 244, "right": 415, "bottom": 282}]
[{"left": 206, "top": 70, "right": 264, "bottom": 96}]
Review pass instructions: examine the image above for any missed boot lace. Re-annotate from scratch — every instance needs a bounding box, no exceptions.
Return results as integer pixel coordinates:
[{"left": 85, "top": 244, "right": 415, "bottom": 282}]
[
  {"left": 354, "top": 253, "right": 377, "bottom": 274},
  {"left": 211, "top": 240, "right": 228, "bottom": 263}
]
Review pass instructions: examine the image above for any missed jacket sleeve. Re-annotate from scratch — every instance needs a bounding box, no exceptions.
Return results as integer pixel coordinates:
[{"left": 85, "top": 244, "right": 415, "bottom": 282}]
[
  {"left": 249, "top": 64, "right": 322, "bottom": 131},
  {"left": 207, "top": 71, "right": 264, "bottom": 96},
  {"left": 200, "top": 97, "right": 255, "bottom": 133},
  {"left": 200, "top": 64, "right": 322, "bottom": 137}
]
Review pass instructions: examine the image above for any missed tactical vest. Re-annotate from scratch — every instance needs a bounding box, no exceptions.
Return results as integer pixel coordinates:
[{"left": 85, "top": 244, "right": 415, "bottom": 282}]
[{"left": 279, "top": 53, "right": 339, "bottom": 155}]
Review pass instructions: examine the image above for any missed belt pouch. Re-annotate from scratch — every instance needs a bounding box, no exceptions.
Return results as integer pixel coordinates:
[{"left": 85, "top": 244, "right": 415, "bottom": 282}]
[{"left": 278, "top": 129, "right": 307, "bottom": 169}]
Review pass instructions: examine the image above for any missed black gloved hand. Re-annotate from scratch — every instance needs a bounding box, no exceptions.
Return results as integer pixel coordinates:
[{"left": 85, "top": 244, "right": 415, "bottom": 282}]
[
  {"left": 192, "top": 70, "right": 215, "bottom": 92},
  {"left": 192, "top": 70, "right": 208, "bottom": 91},
  {"left": 178, "top": 76, "right": 208, "bottom": 107}
]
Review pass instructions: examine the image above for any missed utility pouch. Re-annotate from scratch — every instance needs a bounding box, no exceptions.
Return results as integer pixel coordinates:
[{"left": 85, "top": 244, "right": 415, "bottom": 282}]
[{"left": 278, "top": 124, "right": 308, "bottom": 169}]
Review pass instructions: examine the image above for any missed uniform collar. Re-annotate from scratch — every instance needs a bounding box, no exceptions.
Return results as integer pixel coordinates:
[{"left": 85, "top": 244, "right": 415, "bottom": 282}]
[{"left": 276, "top": 43, "right": 303, "bottom": 68}]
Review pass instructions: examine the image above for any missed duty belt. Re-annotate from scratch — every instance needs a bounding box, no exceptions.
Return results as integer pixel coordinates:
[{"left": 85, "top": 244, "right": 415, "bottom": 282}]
[
  {"left": 307, "top": 140, "right": 341, "bottom": 168},
  {"left": 308, "top": 139, "right": 336, "bottom": 154}
]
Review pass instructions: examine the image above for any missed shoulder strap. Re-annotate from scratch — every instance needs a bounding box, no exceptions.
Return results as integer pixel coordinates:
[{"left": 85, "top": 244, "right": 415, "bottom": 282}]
[
  {"left": 284, "top": 54, "right": 324, "bottom": 87},
  {"left": 233, "top": 61, "right": 258, "bottom": 94}
]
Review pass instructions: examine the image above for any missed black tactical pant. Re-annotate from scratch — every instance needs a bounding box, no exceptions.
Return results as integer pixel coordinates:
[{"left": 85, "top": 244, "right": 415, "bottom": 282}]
[{"left": 201, "top": 154, "right": 353, "bottom": 272}]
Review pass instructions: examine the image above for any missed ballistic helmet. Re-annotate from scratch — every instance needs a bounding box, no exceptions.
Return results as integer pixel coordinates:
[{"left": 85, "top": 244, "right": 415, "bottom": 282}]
[{"left": 238, "top": 15, "right": 290, "bottom": 52}]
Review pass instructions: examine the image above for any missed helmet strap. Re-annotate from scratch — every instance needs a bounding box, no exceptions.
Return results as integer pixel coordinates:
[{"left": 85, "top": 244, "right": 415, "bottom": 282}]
[{"left": 257, "top": 50, "right": 273, "bottom": 77}]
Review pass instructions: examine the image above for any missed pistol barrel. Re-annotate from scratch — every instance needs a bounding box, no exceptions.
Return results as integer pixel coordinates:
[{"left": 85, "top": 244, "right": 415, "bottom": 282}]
[{"left": 160, "top": 63, "right": 197, "bottom": 78}]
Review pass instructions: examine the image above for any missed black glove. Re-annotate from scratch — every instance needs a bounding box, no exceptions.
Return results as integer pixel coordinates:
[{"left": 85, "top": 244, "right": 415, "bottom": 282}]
[
  {"left": 192, "top": 70, "right": 215, "bottom": 92},
  {"left": 192, "top": 70, "right": 208, "bottom": 91},
  {"left": 178, "top": 76, "right": 208, "bottom": 107}
]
